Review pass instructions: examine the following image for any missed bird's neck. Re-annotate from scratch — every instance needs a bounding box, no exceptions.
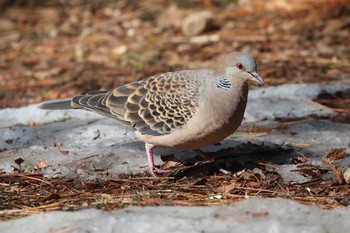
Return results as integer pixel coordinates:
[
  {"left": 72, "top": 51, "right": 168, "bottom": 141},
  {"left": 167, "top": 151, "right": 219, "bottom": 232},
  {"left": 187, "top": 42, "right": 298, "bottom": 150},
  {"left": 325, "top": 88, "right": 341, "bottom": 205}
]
[
  {"left": 202, "top": 76, "right": 248, "bottom": 116},
  {"left": 191, "top": 77, "right": 248, "bottom": 141},
  {"left": 212, "top": 74, "right": 247, "bottom": 97}
]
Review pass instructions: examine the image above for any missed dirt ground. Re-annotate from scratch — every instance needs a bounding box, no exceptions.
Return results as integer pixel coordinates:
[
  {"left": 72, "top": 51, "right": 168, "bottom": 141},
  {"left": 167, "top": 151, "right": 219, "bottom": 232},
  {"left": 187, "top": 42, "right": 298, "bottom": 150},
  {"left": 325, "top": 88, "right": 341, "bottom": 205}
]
[{"left": 0, "top": 0, "right": 349, "bottom": 108}]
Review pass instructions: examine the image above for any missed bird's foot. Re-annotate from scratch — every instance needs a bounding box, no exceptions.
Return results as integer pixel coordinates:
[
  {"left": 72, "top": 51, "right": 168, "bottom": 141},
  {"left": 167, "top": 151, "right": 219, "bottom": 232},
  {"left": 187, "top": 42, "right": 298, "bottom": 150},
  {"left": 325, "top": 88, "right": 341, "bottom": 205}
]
[
  {"left": 153, "top": 167, "right": 172, "bottom": 175},
  {"left": 139, "top": 163, "right": 172, "bottom": 176},
  {"left": 149, "top": 163, "right": 172, "bottom": 176},
  {"left": 146, "top": 143, "right": 173, "bottom": 177}
]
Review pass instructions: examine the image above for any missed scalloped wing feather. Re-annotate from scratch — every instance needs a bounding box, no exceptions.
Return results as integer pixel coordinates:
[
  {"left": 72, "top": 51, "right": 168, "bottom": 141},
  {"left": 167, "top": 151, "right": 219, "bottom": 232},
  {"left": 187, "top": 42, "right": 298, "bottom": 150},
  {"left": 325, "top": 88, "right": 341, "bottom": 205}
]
[
  {"left": 70, "top": 71, "right": 204, "bottom": 136},
  {"left": 107, "top": 71, "right": 202, "bottom": 136}
]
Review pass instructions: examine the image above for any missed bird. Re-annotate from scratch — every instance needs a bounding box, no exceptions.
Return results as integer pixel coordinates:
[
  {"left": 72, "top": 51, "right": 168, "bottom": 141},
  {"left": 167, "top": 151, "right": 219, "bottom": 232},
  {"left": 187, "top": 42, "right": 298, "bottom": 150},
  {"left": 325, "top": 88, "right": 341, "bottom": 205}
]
[{"left": 38, "top": 52, "right": 264, "bottom": 176}]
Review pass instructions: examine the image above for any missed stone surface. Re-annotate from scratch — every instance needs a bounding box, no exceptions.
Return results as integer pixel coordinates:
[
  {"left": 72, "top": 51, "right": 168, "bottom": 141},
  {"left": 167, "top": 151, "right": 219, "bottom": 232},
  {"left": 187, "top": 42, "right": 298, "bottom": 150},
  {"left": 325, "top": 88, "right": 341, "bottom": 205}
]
[
  {"left": 245, "top": 83, "right": 349, "bottom": 122},
  {"left": 0, "top": 83, "right": 349, "bottom": 180},
  {"left": 2, "top": 198, "right": 350, "bottom": 233}
]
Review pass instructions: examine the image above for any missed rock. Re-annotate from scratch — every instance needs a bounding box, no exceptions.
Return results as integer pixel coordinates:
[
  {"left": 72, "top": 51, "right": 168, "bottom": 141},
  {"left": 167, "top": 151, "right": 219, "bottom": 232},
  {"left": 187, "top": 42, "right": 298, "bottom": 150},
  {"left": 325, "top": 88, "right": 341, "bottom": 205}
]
[
  {"left": 245, "top": 83, "right": 350, "bottom": 122},
  {"left": 1, "top": 198, "right": 350, "bottom": 233},
  {"left": 0, "top": 19, "right": 16, "bottom": 31},
  {"left": 0, "top": 83, "right": 349, "bottom": 179},
  {"left": 0, "top": 33, "right": 20, "bottom": 50},
  {"left": 343, "top": 167, "right": 350, "bottom": 184},
  {"left": 181, "top": 11, "right": 213, "bottom": 36},
  {"left": 157, "top": 4, "right": 184, "bottom": 30}
]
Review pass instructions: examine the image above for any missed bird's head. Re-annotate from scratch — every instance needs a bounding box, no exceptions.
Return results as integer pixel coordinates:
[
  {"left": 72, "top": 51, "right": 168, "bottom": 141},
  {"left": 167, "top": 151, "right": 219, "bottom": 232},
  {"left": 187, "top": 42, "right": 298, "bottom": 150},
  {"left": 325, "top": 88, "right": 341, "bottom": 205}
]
[{"left": 223, "top": 52, "right": 264, "bottom": 86}]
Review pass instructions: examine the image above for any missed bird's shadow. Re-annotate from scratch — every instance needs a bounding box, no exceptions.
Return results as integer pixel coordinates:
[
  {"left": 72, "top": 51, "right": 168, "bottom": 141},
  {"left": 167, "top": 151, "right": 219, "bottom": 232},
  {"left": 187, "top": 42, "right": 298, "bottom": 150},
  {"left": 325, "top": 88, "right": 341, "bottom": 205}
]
[{"left": 160, "top": 141, "right": 304, "bottom": 179}]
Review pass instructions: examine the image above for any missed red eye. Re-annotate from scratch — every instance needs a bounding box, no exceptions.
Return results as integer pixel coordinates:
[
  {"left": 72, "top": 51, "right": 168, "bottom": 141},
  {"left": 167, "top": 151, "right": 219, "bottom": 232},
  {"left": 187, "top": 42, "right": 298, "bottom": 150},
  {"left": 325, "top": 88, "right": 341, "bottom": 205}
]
[{"left": 236, "top": 63, "right": 244, "bottom": 70}]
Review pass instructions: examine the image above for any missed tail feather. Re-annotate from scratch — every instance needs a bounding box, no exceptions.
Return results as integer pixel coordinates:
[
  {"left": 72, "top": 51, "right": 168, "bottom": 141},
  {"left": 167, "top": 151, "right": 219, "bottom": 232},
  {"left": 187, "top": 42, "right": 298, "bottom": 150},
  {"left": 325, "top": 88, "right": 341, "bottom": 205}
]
[{"left": 37, "top": 98, "right": 80, "bottom": 110}]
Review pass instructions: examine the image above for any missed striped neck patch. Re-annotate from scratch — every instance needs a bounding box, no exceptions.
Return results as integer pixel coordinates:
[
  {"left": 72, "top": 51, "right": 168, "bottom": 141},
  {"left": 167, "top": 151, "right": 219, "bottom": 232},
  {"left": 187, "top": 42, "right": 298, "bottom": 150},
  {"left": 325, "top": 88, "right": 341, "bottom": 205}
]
[{"left": 215, "top": 76, "right": 231, "bottom": 90}]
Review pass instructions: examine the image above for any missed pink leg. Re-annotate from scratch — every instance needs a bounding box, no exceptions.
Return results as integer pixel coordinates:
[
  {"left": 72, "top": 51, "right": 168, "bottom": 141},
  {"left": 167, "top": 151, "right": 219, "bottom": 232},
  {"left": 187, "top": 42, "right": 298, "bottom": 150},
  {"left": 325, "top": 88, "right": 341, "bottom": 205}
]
[{"left": 145, "top": 143, "right": 171, "bottom": 176}]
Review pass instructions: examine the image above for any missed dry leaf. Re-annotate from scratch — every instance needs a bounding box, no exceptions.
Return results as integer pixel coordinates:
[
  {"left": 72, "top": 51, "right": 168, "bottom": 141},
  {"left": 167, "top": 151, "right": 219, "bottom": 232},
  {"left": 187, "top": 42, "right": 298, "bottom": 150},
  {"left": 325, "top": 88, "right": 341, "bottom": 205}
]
[
  {"left": 35, "top": 160, "right": 48, "bottom": 169},
  {"left": 59, "top": 149, "right": 70, "bottom": 155},
  {"left": 54, "top": 142, "right": 63, "bottom": 147},
  {"left": 322, "top": 148, "right": 346, "bottom": 163}
]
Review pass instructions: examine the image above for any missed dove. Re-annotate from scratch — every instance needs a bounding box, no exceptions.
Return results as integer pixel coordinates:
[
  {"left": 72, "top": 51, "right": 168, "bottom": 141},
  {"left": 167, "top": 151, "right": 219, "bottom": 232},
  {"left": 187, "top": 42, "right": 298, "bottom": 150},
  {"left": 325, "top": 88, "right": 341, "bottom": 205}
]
[{"left": 38, "top": 52, "right": 264, "bottom": 176}]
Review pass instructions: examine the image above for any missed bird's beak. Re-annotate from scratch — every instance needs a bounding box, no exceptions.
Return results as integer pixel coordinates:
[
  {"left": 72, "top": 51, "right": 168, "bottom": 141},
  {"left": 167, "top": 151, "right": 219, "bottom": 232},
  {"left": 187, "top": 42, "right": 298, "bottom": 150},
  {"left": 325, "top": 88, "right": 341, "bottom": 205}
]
[{"left": 247, "top": 71, "right": 264, "bottom": 86}]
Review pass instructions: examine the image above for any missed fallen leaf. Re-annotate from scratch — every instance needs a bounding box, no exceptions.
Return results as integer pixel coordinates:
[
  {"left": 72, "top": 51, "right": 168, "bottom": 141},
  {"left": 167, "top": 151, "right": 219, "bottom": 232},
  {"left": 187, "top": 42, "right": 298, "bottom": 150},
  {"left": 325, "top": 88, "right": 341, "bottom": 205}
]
[
  {"left": 59, "top": 149, "right": 69, "bottom": 155},
  {"left": 14, "top": 158, "right": 24, "bottom": 166},
  {"left": 291, "top": 157, "right": 309, "bottom": 164},
  {"left": 35, "top": 160, "right": 47, "bottom": 169},
  {"left": 246, "top": 211, "right": 269, "bottom": 217},
  {"left": 322, "top": 148, "right": 346, "bottom": 163},
  {"left": 54, "top": 142, "right": 63, "bottom": 147},
  {"left": 42, "top": 193, "right": 61, "bottom": 202},
  {"left": 28, "top": 120, "right": 43, "bottom": 127},
  {"left": 329, "top": 163, "right": 344, "bottom": 185}
]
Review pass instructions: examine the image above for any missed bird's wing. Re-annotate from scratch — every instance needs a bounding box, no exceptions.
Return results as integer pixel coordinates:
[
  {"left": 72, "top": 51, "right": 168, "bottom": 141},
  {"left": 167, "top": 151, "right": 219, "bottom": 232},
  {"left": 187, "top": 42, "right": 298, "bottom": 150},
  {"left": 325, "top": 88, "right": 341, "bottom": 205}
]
[
  {"left": 71, "top": 71, "right": 205, "bottom": 136},
  {"left": 107, "top": 71, "right": 203, "bottom": 136}
]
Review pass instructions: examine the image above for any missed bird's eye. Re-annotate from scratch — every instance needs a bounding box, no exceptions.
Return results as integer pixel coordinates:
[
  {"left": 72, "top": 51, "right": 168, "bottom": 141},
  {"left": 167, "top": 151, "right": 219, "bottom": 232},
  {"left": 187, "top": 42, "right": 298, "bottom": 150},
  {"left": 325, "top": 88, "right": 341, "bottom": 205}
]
[{"left": 236, "top": 63, "right": 244, "bottom": 70}]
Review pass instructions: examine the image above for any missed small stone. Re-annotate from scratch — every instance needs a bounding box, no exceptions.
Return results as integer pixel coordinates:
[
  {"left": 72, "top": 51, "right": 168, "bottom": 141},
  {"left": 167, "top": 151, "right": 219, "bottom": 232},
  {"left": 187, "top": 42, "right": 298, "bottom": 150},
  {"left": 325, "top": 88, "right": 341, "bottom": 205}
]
[
  {"left": 0, "top": 32, "right": 20, "bottom": 50},
  {"left": 343, "top": 167, "right": 350, "bottom": 184},
  {"left": 112, "top": 45, "right": 128, "bottom": 56},
  {"left": 74, "top": 45, "right": 85, "bottom": 63},
  {"left": 181, "top": 11, "right": 213, "bottom": 36},
  {"left": 0, "top": 19, "right": 15, "bottom": 31}
]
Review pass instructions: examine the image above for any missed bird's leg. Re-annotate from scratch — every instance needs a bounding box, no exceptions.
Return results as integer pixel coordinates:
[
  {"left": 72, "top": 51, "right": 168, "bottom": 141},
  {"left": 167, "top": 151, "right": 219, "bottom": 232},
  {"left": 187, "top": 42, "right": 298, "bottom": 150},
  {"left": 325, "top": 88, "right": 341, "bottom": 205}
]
[
  {"left": 145, "top": 143, "right": 171, "bottom": 176},
  {"left": 145, "top": 143, "right": 156, "bottom": 176}
]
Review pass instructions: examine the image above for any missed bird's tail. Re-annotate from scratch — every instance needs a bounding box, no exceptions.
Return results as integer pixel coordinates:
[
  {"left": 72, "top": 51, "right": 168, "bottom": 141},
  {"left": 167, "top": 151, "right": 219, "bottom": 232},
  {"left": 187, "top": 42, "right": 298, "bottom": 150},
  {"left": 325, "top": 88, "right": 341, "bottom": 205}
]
[{"left": 37, "top": 98, "right": 82, "bottom": 110}]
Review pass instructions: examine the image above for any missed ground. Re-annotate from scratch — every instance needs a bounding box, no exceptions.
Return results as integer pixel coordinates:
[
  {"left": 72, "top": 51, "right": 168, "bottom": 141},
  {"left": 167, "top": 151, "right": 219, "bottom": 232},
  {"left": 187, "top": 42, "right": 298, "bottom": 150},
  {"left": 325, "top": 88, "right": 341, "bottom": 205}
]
[
  {"left": 0, "top": 0, "right": 349, "bottom": 108},
  {"left": 0, "top": 0, "right": 350, "bottom": 222}
]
